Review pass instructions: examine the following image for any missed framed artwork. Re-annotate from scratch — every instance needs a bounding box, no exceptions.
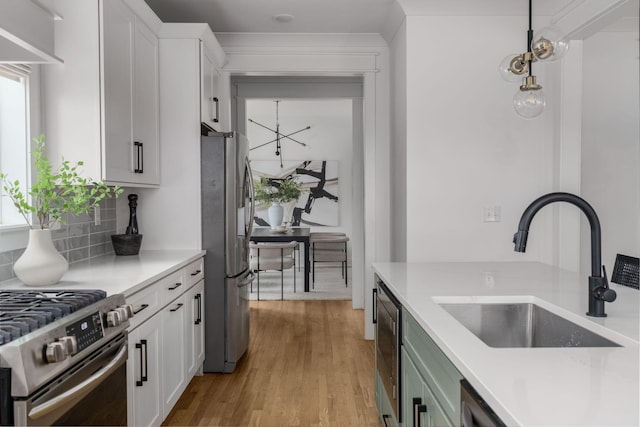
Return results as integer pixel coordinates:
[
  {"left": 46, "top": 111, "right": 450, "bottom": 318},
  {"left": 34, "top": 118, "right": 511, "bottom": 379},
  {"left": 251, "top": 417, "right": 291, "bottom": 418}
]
[{"left": 251, "top": 160, "right": 339, "bottom": 227}]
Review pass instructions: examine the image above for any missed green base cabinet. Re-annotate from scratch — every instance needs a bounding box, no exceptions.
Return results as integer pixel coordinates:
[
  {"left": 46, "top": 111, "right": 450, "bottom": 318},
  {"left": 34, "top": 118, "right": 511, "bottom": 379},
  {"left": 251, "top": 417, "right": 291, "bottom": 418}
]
[
  {"left": 402, "top": 347, "right": 454, "bottom": 427},
  {"left": 403, "top": 311, "right": 463, "bottom": 426}
]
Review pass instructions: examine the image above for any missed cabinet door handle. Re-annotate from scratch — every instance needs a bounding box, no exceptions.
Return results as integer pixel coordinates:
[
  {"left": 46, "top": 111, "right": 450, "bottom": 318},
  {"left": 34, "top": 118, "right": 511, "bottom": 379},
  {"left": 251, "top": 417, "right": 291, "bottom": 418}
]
[
  {"left": 372, "top": 288, "right": 377, "bottom": 324},
  {"left": 212, "top": 97, "right": 219, "bottom": 123},
  {"left": 413, "top": 397, "right": 427, "bottom": 427},
  {"left": 170, "top": 303, "right": 184, "bottom": 312},
  {"left": 168, "top": 282, "right": 182, "bottom": 290},
  {"left": 139, "top": 141, "right": 144, "bottom": 173},
  {"left": 133, "top": 303, "right": 149, "bottom": 314},
  {"left": 190, "top": 270, "right": 202, "bottom": 276},
  {"left": 382, "top": 414, "right": 391, "bottom": 427},
  {"left": 134, "top": 141, "right": 143, "bottom": 173},
  {"left": 135, "top": 339, "right": 148, "bottom": 386},
  {"left": 194, "top": 293, "right": 202, "bottom": 325}
]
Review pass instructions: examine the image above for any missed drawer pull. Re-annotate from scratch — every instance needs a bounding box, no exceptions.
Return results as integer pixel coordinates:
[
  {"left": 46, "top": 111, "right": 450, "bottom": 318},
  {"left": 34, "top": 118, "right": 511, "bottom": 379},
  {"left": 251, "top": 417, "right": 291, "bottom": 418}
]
[
  {"left": 133, "top": 304, "right": 149, "bottom": 314},
  {"left": 168, "top": 282, "right": 182, "bottom": 290},
  {"left": 190, "top": 270, "right": 202, "bottom": 276},
  {"left": 382, "top": 414, "right": 391, "bottom": 427},
  {"left": 170, "top": 303, "right": 184, "bottom": 312}
]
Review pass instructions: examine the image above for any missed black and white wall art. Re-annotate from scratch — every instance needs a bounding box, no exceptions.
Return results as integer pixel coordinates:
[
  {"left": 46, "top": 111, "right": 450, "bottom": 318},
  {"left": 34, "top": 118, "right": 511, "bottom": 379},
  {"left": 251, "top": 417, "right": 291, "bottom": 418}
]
[{"left": 251, "top": 160, "right": 339, "bottom": 227}]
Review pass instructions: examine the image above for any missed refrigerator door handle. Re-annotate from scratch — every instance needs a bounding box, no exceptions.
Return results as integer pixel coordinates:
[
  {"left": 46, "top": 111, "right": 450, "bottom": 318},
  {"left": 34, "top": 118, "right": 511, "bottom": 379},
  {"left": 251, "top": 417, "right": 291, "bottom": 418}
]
[
  {"left": 245, "top": 157, "right": 255, "bottom": 240},
  {"left": 238, "top": 271, "right": 256, "bottom": 288}
]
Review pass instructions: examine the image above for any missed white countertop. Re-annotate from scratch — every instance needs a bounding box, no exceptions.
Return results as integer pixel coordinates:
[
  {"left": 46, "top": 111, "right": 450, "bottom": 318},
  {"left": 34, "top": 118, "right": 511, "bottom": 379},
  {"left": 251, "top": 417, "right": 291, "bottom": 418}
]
[
  {"left": 0, "top": 250, "right": 206, "bottom": 297},
  {"left": 372, "top": 261, "right": 639, "bottom": 427}
]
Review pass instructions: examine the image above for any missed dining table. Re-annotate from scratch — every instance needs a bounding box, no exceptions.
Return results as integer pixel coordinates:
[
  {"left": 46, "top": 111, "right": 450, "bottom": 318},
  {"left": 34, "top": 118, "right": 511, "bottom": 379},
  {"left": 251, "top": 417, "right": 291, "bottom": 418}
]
[{"left": 250, "top": 227, "right": 311, "bottom": 292}]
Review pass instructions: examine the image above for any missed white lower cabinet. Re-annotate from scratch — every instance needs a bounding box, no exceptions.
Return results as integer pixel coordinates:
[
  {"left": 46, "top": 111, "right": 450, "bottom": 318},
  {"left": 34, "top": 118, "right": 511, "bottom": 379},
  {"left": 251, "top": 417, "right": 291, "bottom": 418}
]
[
  {"left": 126, "top": 258, "right": 206, "bottom": 426},
  {"left": 185, "top": 280, "right": 205, "bottom": 378},
  {"left": 161, "top": 293, "right": 187, "bottom": 417},
  {"left": 127, "top": 314, "right": 163, "bottom": 427}
]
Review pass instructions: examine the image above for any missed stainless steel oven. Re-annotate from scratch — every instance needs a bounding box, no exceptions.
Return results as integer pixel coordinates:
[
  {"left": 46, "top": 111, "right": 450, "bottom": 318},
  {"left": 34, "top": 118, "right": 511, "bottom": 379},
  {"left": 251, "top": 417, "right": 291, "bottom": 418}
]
[
  {"left": 0, "top": 291, "right": 132, "bottom": 426},
  {"left": 374, "top": 277, "right": 401, "bottom": 421}
]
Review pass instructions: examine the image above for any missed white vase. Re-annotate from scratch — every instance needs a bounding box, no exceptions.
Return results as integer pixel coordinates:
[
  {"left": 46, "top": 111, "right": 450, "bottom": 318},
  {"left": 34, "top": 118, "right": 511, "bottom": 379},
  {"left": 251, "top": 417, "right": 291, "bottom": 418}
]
[
  {"left": 14, "top": 229, "right": 69, "bottom": 286},
  {"left": 268, "top": 202, "right": 284, "bottom": 229}
]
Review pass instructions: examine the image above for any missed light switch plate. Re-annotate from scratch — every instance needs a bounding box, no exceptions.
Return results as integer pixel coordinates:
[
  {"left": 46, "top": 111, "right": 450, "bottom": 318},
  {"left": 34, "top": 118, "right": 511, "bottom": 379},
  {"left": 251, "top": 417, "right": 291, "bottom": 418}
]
[{"left": 484, "top": 205, "right": 501, "bottom": 223}]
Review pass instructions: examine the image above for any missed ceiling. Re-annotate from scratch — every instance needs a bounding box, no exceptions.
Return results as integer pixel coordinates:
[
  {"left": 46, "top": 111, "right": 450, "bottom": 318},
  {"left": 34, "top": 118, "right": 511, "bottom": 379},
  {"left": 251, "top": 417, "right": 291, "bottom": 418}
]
[{"left": 142, "top": 0, "right": 579, "bottom": 35}]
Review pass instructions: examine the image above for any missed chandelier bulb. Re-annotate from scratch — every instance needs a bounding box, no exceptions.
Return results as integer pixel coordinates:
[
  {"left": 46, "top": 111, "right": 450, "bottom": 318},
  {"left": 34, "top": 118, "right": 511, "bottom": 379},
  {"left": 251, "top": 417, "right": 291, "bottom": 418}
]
[
  {"left": 513, "top": 81, "right": 545, "bottom": 119},
  {"left": 499, "top": 53, "right": 528, "bottom": 83},
  {"left": 531, "top": 26, "right": 569, "bottom": 62}
]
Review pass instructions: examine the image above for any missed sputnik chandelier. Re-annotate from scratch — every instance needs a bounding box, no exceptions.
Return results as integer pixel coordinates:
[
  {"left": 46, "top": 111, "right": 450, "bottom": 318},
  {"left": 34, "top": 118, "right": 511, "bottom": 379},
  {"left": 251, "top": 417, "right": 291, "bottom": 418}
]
[
  {"left": 249, "top": 100, "right": 311, "bottom": 167},
  {"left": 498, "top": 0, "right": 569, "bottom": 119}
]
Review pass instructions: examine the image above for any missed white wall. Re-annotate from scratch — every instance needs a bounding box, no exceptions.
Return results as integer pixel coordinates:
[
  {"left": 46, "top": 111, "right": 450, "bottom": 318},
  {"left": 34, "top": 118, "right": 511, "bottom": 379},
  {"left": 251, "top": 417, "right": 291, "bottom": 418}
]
[
  {"left": 580, "top": 29, "right": 640, "bottom": 276},
  {"left": 402, "top": 16, "right": 556, "bottom": 263},
  {"left": 246, "top": 98, "right": 354, "bottom": 239},
  {"left": 389, "top": 20, "right": 407, "bottom": 262}
]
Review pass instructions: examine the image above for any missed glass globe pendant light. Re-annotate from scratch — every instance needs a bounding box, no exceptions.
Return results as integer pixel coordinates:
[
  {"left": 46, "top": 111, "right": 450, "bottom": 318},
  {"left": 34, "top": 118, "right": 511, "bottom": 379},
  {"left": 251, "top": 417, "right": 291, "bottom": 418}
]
[
  {"left": 513, "top": 76, "right": 545, "bottom": 119},
  {"left": 498, "top": 0, "right": 569, "bottom": 119}
]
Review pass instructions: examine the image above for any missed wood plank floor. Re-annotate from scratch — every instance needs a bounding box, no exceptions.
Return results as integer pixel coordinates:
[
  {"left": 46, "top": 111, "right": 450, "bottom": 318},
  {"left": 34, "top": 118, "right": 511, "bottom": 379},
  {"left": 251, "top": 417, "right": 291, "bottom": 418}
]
[{"left": 163, "top": 300, "right": 378, "bottom": 427}]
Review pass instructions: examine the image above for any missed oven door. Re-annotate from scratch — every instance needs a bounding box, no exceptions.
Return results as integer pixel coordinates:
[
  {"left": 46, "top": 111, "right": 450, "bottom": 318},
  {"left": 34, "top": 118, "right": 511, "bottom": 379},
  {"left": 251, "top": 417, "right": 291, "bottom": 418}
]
[{"left": 13, "top": 334, "right": 128, "bottom": 426}]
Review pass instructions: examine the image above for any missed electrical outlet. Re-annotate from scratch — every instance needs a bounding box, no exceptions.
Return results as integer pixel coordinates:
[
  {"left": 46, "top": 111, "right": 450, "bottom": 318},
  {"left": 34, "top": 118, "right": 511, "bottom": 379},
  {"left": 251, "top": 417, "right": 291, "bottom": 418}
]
[
  {"left": 484, "top": 205, "right": 501, "bottom": 223},
  {"left": 94, "top": 206, "right": 101, "bottom": 226},
  {"left": 484, "top": 272, "right": 495, "bottom": 287}
]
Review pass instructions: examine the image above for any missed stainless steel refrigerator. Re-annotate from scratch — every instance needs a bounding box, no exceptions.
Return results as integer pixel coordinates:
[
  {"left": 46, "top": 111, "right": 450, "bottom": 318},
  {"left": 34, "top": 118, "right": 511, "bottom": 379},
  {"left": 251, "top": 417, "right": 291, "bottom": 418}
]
[{"left": 201, "top": 129, "right": 255, "bottom": 373}]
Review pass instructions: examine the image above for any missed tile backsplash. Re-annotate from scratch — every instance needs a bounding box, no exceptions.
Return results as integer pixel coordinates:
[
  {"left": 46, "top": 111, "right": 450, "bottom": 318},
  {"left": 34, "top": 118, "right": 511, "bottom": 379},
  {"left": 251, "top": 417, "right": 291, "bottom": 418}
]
[{"left": 0, "top": 197, "right": 117, "bottom": 282}]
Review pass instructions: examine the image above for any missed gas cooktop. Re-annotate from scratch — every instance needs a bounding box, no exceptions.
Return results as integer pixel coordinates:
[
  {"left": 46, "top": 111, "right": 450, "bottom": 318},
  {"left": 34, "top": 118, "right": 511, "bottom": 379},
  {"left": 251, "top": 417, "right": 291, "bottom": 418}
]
[{"left": 0, "top": 290, "right": 107, "bottom": 345}]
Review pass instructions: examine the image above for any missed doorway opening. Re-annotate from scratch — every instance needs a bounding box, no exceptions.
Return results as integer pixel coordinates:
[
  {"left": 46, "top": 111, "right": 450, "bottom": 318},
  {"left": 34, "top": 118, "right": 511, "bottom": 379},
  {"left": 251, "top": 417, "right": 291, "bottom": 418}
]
[{"left": 232, "top": 76, "right": 365, "bottom": 304}]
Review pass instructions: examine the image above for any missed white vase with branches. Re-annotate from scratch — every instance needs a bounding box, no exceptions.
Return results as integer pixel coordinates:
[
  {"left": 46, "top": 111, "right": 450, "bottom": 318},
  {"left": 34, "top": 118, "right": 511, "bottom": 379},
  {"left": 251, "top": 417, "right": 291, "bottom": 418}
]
[{"left": 0, "top": 135, "right": 122, "bottom": 285}]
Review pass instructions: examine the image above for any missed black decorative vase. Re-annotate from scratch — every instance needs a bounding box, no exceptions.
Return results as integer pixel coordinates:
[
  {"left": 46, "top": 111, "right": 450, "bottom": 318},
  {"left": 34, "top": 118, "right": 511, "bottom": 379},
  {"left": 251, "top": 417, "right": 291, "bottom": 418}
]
[{"left": 112, "top": 194, "right": 143, "bottom": 256}]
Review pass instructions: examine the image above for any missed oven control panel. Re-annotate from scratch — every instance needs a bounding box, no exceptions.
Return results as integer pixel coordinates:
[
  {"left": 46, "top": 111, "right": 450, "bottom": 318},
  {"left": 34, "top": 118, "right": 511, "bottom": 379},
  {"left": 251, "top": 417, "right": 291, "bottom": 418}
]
[{"left": 65, "top": 312, "right": 104, "bottom": 353}]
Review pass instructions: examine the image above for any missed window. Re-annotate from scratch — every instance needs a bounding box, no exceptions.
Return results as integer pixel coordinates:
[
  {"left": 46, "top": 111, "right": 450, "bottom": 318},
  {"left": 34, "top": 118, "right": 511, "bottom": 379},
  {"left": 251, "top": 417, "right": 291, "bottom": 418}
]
[{"left": 0, "top": 65, "right": 30, "bottom": 227}]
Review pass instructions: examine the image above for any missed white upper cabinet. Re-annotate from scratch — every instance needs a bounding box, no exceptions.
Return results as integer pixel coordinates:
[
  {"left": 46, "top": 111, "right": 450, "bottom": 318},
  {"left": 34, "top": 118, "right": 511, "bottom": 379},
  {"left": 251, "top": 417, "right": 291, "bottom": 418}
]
[
  {"left": 200, "top": 44, "right": 218, "bottom": 129},
  {"left": 161, "top": 23, "right": 228, "bottom": 132},
  {"left": 201, "top": 41, "right": 227, "bottom": 131},
  {"left": 44, "top": 0, "right": 160, "bottom": 186}
]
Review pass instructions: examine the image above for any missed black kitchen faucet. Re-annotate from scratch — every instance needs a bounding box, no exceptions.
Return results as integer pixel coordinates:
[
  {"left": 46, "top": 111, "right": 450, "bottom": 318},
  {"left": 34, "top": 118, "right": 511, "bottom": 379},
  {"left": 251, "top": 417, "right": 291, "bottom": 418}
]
[{"left": 513, "top": 192, "right": 616, "bottom": 317}]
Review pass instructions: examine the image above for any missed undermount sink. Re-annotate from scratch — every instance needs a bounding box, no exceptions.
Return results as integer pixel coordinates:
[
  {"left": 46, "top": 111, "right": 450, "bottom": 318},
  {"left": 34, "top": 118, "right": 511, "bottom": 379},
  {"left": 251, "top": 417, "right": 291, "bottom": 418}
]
[{"left": 439, "top": 302, "right": 621, "bottom": 348}]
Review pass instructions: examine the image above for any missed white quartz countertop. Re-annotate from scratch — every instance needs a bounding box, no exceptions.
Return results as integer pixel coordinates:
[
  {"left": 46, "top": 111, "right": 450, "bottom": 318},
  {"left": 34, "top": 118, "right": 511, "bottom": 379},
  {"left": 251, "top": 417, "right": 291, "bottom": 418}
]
[
  {"left": 0, "top": 250, "right": 206, "bottom": 297},
  {"left": 372, "top": 261, "right": 639, "bottom": 427}
]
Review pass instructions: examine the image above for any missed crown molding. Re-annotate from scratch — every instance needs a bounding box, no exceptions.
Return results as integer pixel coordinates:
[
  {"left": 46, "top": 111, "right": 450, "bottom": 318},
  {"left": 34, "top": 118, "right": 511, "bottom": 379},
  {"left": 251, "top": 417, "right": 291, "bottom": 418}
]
[{"left": 216, "top": 32, "right": 387, "bottom": 50}]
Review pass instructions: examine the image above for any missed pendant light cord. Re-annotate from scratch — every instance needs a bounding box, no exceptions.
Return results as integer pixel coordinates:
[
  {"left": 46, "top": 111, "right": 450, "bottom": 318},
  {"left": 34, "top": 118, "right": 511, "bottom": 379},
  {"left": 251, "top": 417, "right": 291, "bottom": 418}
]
[{"left": 527, "top": 0, "right": 534, "bottom": 77}]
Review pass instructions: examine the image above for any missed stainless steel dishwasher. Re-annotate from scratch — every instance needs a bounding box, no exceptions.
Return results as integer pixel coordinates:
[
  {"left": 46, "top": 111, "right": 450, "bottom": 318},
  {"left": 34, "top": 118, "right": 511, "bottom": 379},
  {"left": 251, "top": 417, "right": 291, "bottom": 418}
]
[
  {"left": 374, "top": 278, "right": 402, "bottom": 422},
  {"left": 461, "top": 379, "right": 506, "bottom": 427}
]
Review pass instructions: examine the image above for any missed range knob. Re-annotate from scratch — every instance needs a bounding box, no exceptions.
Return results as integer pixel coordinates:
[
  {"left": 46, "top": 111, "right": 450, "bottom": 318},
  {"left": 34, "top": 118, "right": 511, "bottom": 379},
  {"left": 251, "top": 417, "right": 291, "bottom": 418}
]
[
  {"left": 113, "top": 305, "right": 133, "bottom": 322},
  {"left": 118, "top": 304, "right": 134, "bottom": 319},
  {"left": 106, "top": 310, "right": 122, "bottom": 327},
  {"left": 58, "top": 336, "right": 78, "bottom": 356},
  {"left": 45, "top": 341, "right": 67, "bottom": 363}
]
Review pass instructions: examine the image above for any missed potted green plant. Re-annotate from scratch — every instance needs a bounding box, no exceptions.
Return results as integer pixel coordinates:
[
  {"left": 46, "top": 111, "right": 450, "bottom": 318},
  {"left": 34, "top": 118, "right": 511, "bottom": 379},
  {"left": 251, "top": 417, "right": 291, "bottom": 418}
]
[
  {"left": 0, "top": 135, "right": 122, "bottom": 286},
  {"left": 253, "top": 176, "right": 304, "bottom": 228}
]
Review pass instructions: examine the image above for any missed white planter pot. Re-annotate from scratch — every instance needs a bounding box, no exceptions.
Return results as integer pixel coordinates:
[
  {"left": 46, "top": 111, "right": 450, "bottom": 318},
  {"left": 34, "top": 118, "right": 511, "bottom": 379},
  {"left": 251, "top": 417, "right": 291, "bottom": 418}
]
[
  {"left": 268, "top": 203, "right": 284, "bottom": 229},
  {"left": 14, "top": 229, "right": 69, "bottom": 286}
]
